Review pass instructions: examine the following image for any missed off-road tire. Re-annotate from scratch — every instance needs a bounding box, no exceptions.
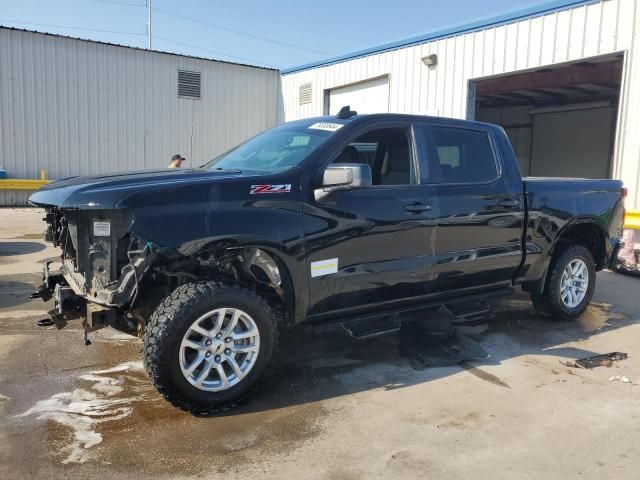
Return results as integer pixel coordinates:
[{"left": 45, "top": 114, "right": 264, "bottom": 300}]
[
  {"left": 530, "top": 244, "right": 596, "bottom": 321},
  {"left": 143, "top": 281, "right": 279, "bottom": 414}
]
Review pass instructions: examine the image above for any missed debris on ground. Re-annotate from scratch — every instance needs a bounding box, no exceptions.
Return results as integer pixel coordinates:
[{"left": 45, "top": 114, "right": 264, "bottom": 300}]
[
  {"left": 561, "top": 352, "right": 628, "bottom": 369},
  {"left": 609, "top": 375, "right": 632, "bottom": 383}
]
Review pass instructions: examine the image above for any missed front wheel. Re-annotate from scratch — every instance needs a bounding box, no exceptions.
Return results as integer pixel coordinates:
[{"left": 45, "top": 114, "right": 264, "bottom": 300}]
[
  {"left": 143, "top": 282, "right": 279, "bottom": 414},
  {"left": 530, "top": 245, "right": 596, "bottom": 321}
]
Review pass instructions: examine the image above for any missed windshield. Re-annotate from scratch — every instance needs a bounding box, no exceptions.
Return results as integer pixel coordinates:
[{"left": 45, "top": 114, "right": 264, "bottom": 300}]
[{"left": 203, "top": 123, "right": 338, "bottom": 173}]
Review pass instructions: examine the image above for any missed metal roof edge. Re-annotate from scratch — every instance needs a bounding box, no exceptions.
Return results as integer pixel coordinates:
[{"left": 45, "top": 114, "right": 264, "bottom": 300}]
[
  {"left": 281, "top": 0, "right": 599, "bottom": 74},
  {"left": 0, "top": 26, "right": 278, "bottom": 71}
]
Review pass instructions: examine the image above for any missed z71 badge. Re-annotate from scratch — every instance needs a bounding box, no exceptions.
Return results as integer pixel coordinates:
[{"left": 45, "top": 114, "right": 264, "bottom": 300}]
[{"left": 250, "top": 184, "right": 292, "bottom": 194}]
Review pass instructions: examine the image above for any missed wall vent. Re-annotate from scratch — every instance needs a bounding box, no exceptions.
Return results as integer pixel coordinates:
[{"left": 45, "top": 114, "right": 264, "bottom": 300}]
[
  {"left": 299, "top": 83, "right": 312, "bottom": 105},
  {"left": 178, "top": 70, "right": 201, "bottom": 99}
]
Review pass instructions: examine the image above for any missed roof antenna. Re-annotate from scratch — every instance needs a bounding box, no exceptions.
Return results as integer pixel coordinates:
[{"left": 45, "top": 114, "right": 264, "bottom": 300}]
[{"left": 336, "top": 105, "right": 357, "bottom": 119}]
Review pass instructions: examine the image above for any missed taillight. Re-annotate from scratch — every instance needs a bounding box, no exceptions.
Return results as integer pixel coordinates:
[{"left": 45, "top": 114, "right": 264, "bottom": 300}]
[{"left": 621, "top": 186, "right": 628, "bottom": 198}]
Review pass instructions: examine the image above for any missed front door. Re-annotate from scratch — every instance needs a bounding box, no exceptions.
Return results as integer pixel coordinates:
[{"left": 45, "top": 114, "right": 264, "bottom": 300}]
[{"left": 302, "top": 124, "right": 438, "bottom": 320}]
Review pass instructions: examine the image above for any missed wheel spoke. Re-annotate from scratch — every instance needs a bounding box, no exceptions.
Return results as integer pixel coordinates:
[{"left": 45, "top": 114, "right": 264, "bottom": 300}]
[
  {"left": 183, "top": 338, "right": 207, "bottom": 351},
  {"left": 571, "top": 261, "right": 580, "bottom": 275},
  {"left": 184, "top": 352, "right": 206, "bottom": 376},
  {"left": 232, "top": 343, "right": 259, "bottom": 354},
  {"left": 570, "top": 288, "right": 579, "bottom": 306},
  {"left": 223, "top": 309, "right": 241, "bottom": 337},
  {"left": 215, "top": 363, "right": 230, "bottom": 389},
  {"left": 194, "top": 357, "right": 215, "bottom": 386},
  {"left": 209, "top": 309, "right": 225, "bottom": 336},
  {"left": 232, "top": 327, "right": 256, "bottom": 341},
  {"left": 190, "top": 323, "right": 211, "bottom": 338},
  {"left": 225, "top": 355, "right": 244, "bottom": 379}
]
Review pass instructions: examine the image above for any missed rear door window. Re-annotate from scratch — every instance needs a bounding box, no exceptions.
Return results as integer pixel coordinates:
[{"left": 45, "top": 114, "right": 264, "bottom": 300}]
[{"left": 420, "top": 126, "right": 498, "bottom": 184}]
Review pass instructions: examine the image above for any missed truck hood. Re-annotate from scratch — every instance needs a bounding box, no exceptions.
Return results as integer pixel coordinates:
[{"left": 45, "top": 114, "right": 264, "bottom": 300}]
[{"left": 29, "top": 168, "right": 252, "bottom": 209}]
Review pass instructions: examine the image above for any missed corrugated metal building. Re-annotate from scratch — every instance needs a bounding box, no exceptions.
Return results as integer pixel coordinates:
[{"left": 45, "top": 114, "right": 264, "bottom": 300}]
[
  {"left": 281, "top": 0, "right": 640, "bottom": 209},
  {"left": 0, "top": 27, "right": 282, "bottom": 205}
]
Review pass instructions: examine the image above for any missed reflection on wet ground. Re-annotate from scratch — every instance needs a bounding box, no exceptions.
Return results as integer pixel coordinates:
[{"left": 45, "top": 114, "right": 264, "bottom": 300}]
[
  {"left": 0, "top": 269, "right": 637, "bottom": 478},
  {"left": 5, "top": 296, "right": 628, "bottom": 469},
  {"left": 0, "top": 241, "right": 46, "bottom": 256}
]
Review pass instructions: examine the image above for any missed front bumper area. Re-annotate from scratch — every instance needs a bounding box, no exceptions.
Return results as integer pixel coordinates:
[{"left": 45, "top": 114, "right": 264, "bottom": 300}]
[{"left": 35, "top": 262, "right": 117, "bottom": 332}]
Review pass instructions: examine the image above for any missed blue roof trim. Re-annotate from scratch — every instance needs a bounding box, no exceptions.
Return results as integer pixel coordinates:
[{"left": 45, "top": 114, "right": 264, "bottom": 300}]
[{"left": 281, "top": 0, "right": 599, "bottom": 74}]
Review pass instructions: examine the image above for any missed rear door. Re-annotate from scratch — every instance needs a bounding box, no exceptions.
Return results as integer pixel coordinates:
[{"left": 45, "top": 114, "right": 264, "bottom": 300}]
[
  {"left": 303, "top": 121, "right": 438, "bottom": 319},
  {"left": 416, "top": 123, "right": 525, "bottom": 293}
]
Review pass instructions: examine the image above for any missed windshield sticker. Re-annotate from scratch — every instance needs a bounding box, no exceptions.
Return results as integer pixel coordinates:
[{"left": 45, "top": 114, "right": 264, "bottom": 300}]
[
  {"left": 311, "top": 258, "right": 339, "bottom": 278},
  {"left": 250, "top": 184, "right": 292, "bottom": 195},
  {"left": 309, "top": 122, "right": 343, "bottom": 132}
]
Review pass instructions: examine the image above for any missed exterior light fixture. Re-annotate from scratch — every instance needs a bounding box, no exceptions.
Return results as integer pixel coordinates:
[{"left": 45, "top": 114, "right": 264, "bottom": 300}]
[{"left": 422, "top": 54, "right": 438, "bottom": 68}]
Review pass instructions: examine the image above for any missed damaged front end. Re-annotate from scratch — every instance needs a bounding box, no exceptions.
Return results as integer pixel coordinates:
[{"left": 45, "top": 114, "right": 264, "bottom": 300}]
[
  {"left": 35, "top": 206, "right": 156, "bottom": 336},
  {"left": 33, "top": 206, "right": 291, "bottom": 340}
]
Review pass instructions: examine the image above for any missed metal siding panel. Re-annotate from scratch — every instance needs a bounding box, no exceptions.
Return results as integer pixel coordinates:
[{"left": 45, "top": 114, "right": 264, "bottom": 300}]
[
  {"left": 516, "top": 20, "right": 531, "bottom": 70},
  {"left": 568, "top": 5, "right": 588, "bottom": 58},
  {"left": 482, "top": 28, "right": 496, "bottom": 77},
  {"left": 280, "top": 0, "right": 639, "bottom": 208},
  {"left": 493, "top": 25, "right": 507, "bottom": 73},
  {"left": 470, "top": 31, "right": 481, "bottom": 78},
  {"left": 540, "top": 13, "right": 558, "bottom": 65},
  {"left": 599, "top": 0, "right": 619, "bottom": 53},
  {"left": 452, "top": 35, "right": 466, "bottom": 117},
  {"left": 616, "top": 0, "right": 634, "bottom": 49},
  {"left": 615, "top": 0, "right": 640, "bottom": 208},
  {"left": 528, "top": 16, "right": 544, "bottom": 66},
  {"left": 554, "top": 9, "right": 573, "bottom": 62},
  {"left": 583, "top": 2, "right": 603, "bottom": 56},
  {"left": 0, "top": 28, "right": 279, "bottom": 205},
  {"left": 504, "top": 22, "right": 519, "bottom": 73}
]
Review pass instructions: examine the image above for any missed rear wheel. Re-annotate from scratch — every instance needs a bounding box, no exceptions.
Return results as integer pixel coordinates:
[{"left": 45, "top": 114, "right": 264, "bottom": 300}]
[
  {"left": 143, "top": 282, "right": 279, "bottom": 414},
  {"left": 530, "top": 245, "right": 596, "bottom": 321}
]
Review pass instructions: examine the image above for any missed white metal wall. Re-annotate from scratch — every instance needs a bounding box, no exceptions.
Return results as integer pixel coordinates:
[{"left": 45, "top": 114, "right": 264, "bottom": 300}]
[
  {"left": 0, "top": 28, "right": 282, "bottom": 205},
  {"left": 281, "top": 0, "right": 640, "bottom": 209}
]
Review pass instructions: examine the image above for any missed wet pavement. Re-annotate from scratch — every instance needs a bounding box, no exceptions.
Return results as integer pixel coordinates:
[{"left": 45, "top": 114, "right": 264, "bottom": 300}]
[{"left": 1, "top": 208, "right": 640, "bottom": 480}]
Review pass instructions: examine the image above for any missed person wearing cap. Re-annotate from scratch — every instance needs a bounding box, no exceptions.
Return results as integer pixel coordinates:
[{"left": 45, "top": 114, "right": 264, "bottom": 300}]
[{"left": 168, "top": 154, "right": 185, "bottom": 168}]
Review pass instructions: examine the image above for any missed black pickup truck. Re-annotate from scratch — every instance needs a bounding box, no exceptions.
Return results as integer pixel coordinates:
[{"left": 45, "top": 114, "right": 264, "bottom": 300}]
[{"left": 29, "top": 109, "right": 625, "bottom": 413}]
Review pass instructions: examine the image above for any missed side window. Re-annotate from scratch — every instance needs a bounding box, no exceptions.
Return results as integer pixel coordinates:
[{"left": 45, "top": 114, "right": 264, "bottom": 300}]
[
  {"left": 426, "top": 126, "right": 498, "bottom": 183},
  {"left": 332, "top": 127, "right": 416, "bottom": 185}
]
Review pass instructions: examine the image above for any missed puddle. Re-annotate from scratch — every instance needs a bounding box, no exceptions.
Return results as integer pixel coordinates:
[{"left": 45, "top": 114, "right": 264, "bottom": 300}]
[
  {"left": 577, "top": 302, "right": 625, "bottom": 331},
  {"left": 13, "top": 354, "right": 327, "bottom": 474},
  {"left": 17, "top": 361, "right": 155, "bottom": 464}
]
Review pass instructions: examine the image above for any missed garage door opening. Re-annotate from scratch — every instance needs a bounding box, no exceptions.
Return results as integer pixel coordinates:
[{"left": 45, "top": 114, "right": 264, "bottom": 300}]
[
  {"left": 324, "top": 76, "right": 390, "bottom": 115},
  {"left": 472, "top": 55, "right": 623, "bottom": 178}
]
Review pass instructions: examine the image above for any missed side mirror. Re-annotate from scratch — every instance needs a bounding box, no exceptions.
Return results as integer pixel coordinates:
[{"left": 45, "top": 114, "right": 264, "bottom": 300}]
[{"left": 321, "top": 164, "right": 372, "bottom": 190}]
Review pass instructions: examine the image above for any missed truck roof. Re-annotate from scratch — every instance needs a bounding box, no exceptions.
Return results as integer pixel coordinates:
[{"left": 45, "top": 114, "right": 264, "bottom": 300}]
[{"left": 285, "top": 112, "right": 502, "bottom": 131}]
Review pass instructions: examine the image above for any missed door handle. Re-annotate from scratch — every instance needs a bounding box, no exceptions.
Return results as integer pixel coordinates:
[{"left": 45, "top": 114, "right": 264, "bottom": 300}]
[
  {"left": 497, "top": 198, "right": 520, "bottom": 208},
  {"left": 404, "top": 203, "right": 433, "bottom": 213}
]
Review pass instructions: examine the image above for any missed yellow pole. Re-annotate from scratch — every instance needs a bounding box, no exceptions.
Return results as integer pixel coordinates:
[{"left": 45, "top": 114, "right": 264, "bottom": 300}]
[{"left": 40, "top": 169, "right": 47, "bottom": 180}]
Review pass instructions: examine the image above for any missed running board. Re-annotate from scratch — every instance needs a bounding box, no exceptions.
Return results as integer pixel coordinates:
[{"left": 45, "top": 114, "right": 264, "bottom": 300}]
[
  {"left": 441, "top": 297, "right": 494, "bottom": 324},
  {"left": 342, "top": 315, "right": 401, "bottom": 339},
  {"left": 316, "top": 288, "right": 511, "bottom": 340}
]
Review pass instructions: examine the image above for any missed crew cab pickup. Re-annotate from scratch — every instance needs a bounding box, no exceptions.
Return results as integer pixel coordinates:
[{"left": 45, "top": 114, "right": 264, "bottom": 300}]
[{"left": 29, "top": 109, "right": 625, "bottom": 413}]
